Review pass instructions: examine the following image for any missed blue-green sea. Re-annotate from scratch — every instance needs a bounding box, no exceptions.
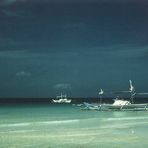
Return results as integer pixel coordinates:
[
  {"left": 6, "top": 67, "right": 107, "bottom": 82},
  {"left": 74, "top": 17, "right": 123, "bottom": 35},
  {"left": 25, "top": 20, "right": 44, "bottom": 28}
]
[{"left": 0, "top": 104, "right": 148, "bottom": 148}]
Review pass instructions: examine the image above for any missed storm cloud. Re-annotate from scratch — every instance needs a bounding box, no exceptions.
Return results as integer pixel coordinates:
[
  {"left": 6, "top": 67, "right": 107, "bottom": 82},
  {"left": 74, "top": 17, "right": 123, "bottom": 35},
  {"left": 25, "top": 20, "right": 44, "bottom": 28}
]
[{"left": 0, "top": 0, "right": 148, "bottom": 97}]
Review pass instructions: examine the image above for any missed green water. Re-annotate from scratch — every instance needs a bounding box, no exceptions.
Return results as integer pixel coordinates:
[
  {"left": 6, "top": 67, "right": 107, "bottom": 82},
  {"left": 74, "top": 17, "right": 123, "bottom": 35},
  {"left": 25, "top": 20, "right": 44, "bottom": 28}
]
[{"left": 0, "top": 104, "right": 148, "bottom": 148}]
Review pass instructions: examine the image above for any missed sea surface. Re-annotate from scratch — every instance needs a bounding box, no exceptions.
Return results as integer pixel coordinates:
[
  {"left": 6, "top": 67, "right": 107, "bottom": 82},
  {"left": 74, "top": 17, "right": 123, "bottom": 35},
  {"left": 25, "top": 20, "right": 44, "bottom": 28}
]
[{"left": 0, "top": 103, "right": 148, "bottom": 148}]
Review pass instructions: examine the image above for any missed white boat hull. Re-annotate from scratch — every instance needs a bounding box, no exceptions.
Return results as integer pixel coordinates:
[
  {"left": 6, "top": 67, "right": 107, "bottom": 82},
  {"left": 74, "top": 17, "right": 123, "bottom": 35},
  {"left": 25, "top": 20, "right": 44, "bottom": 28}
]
[
  {"left": 81, "top": 102, "right": 148, "bottom": 111},
  {"left": 100, "top": 103, "right": 148, "bottom": 111},
  {"left": 52, "top": 99, "right": 71, "bottom": 103}
]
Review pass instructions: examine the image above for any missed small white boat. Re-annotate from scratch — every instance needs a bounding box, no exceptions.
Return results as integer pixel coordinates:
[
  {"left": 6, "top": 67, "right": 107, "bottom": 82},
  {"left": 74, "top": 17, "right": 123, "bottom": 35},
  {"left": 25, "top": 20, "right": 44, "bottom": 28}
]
[{"left": 52, "top": 93, "right": 71, "bottom": 103}]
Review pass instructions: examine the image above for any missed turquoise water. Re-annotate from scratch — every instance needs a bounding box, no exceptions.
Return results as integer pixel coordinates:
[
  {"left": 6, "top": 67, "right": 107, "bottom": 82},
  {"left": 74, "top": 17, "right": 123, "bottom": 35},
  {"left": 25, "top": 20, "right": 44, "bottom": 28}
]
[{"left": 0, "top": 104, "right": 148, "bottom": 148}]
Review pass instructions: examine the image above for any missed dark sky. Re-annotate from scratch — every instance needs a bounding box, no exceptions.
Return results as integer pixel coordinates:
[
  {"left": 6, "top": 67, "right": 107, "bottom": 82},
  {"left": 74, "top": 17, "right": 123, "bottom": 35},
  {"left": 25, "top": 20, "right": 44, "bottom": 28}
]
[{"left": 0, "top": 0, "right": 148, "bottom": 98}]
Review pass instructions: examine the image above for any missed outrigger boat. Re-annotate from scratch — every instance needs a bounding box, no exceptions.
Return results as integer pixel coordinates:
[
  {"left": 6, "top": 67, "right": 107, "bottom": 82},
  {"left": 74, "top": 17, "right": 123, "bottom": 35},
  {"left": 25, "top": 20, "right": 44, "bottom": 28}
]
[
  {"left": 81, "top": 102, "right": 101, "bottom": 110},
  {"left": 99, "top": 98, "right": 147, "bottom": 111},
  {"left": 81, "top": 80, "right": 148, "bottom": 111},
  {"left": 52, "top": 93, "right": 71, "bottom": 103}
]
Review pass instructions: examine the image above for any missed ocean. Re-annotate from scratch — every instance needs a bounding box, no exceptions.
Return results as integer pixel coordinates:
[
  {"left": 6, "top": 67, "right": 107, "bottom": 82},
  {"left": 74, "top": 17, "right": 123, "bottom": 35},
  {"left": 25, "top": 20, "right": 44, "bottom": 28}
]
[{"left": 0, "top": 103, "right": 148, "bottom": 148}]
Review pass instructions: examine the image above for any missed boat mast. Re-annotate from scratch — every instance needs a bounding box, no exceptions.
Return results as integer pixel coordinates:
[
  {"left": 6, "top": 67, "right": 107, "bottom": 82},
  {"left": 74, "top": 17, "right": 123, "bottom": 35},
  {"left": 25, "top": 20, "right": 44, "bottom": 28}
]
[
  {"left": 98, "top": 89, "right": 104, "bottom": 104},
  {"left": 129, "top": 80, "right": 135, "bottom": 104}
]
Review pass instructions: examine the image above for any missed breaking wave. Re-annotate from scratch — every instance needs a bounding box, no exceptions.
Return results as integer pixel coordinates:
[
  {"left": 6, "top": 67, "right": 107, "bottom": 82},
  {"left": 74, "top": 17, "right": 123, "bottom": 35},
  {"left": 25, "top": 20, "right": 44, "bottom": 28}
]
[
  {"left": 106, "top": 116, "right": 148, "bottom": 121},
  {"left": 0, "top": 119, "right": 79, "bottom": 128},
  {"left": 100, "top": 121, "right": 148, "bottom": 129}
]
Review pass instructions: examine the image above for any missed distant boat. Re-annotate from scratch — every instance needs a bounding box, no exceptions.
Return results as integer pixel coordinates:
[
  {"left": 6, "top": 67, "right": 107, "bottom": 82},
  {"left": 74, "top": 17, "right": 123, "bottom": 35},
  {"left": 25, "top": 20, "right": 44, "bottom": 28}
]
[{"left": 52, "top": 93, "right": 71, "bottom": 103}]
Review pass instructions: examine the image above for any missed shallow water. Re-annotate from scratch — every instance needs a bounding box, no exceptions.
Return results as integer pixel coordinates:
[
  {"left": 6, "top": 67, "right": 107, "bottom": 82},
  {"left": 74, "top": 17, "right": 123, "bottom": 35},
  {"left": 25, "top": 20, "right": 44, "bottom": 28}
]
[{"left": 0, "top": 104, "right": 148, "bottom": 148}]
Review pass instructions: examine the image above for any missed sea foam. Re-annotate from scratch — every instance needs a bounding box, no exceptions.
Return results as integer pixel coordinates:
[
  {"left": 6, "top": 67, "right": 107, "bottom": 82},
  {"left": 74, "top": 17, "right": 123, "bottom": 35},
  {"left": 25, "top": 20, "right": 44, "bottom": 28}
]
[{"left": 0, "top": 119, "right": 79, "bottom": 128}]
